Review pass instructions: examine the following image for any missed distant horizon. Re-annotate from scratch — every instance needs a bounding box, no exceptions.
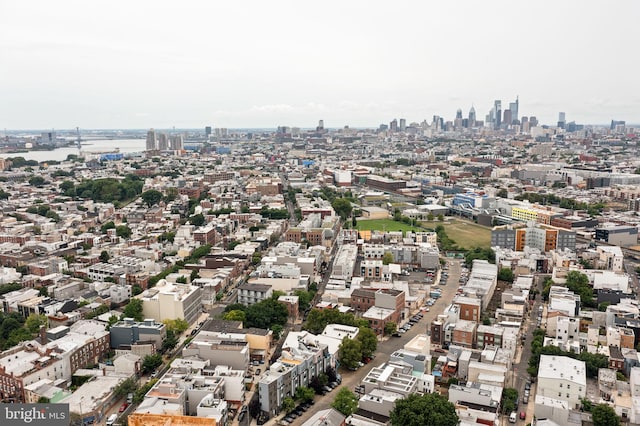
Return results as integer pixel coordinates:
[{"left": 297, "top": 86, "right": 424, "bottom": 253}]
[
  {"left": 2, "top": 2, "right": 639, "bottom": 129},
  {"left": 2, "top": 121, "right": 637, "bottom": 135}
]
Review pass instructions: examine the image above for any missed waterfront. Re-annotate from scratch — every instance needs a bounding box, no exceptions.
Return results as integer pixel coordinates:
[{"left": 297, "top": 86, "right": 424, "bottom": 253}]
[{"left": 0, "top": 139, "right": 146, "bottom": 162}]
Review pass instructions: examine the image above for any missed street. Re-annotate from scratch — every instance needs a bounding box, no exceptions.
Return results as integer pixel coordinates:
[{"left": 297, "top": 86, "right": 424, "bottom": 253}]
[{"left": 263, "top": 260, "right": 463, "bottom": 426}]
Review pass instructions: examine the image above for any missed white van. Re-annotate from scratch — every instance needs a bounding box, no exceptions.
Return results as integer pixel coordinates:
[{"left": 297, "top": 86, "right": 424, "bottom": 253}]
[
  {"left": 509, "top": 412, "right": 517, "bottom": 423},
  {"left": 106, "top": 414, "right": 117, "bottom": 426}
]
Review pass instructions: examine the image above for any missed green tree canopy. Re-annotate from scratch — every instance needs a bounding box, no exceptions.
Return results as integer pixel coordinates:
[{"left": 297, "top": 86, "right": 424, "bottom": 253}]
[
  {"left": 116, "top": 224, "right": 132, "bottom": 239},
  {"left": 382, "top": 252, "right": 394, "bottom": 265},
  {"left": 122, "top": 298, "right": 144, "bottom": 321},
  {"left": 163, "top": 318, "right": 189, "bottom": 334},
  {"left": 498, "top": 267, "right": 514, "bottom": 282},
  {"left": 141, "top": 354, "right": 163, "bottom": 374},
  {"left": 244, "top": 298, "right": 289, "bottom": 330},
  {"left": 295, "top": 386, "right": 315, "bottom": 403},
  {"left": 223, "top": 310, "right": 246, "bottom": 323},
  {"left": 190, "top": 213, "right": 205, "bottom": 227},
  {"left": 591, "top": 403, "right": 620, "bottom": 426},
  {"left": 332, "top": 198, "right": 353, "bottom": 221},
  {"left": 331, "top": 387, "right": 358, "bottom": 416},
  {"left": 384, "top": 322, "right": 397, "bottom": 335},
  {"left": 141, "top": 189, "right": 163, "bottom": 208},
  {"left": 282, "top": 396, "right": 296, "bottom": 414},
  {"left": 390, "top": 393, "right": 459, "bottom": 426},
  {"left": 357, "top": 327, "right": 377, "bottom": 358},
  {"left": 338, "top": 337, "right": 362, "bottom": 370}
]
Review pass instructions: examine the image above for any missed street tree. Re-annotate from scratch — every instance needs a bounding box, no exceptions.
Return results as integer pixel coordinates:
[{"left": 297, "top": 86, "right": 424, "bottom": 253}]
[
  {"left": 282, "top": 396, "right": 295, "bottom": 414},
  {"left": 357, "top": 327, "right": 378, "bottom": 358},
  {"left": 382, "top": 252, "right": 394, "bottom": 265},
  {"left": 384, "top": 322, "right": 397, "bottom": 335},
  {"left": 390, "top": 393, "right": 459, "bottom": 426},
  {"left": 331, "top": 387, "right": 358, "bottom": 416},
  {"left": 142, "top": 354, "right": 163, "bottom": 374},
  {"left": 295, "top": 386, "right": 315, "bottom": 403},
  {"left": 331, "top": 198, "right": 353, "bottom": 221},
  {"left": 338, "top": 337, "right": 362, "bottom": 370}
]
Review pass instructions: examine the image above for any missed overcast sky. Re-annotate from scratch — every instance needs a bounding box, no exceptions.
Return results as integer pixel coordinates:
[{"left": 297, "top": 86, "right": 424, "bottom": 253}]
[{"left": 2, "top": 0, "right": 639, "bottom": 130}]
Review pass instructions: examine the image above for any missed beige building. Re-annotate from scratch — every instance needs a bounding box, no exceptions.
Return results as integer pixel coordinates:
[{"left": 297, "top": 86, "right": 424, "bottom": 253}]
[{"left": 137, "top": 280, "right": 202, "bottom": 325}]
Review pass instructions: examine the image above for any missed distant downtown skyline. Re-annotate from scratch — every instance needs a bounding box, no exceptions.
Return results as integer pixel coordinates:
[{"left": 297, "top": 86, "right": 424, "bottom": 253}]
[{"left": 2, "top": 1, "right": 638, "bottom": 129}]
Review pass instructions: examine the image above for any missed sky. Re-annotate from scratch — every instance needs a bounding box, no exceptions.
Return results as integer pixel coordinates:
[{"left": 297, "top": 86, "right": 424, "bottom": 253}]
[{"left": 1, "top": 0, "right": 639, "bottom": 130}]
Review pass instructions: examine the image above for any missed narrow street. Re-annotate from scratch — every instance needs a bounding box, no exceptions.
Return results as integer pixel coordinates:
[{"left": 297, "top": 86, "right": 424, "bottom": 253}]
[{"left": 261, "top": 260, "right": 463, "bottom": 426}]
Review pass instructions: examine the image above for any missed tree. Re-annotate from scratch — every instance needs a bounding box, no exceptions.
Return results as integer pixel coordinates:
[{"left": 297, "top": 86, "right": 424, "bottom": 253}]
[
  {"left": 251, "top": 251, "right": 262, "bottom": 266},
  {"left": 223, "top": 310, "right": 246, "bottom": 323},
  {"left": 122, "top": 298, "right": 144, "bottom": 321},
  {"left": 100, "top": 221, "right": 116, "bottom": 233},
  {"left": 591, "top": 403, "right": 620, "bottom": 426},
  {"left": 390, "top": 393, "right": 459, "bottom": 426},
  {"left": 332, "top": 198, "right": 353, "bottom": 221},
  {"left": 161, "top": 329, "right": 179, "bottom": 353},
  {"left": 338, "top": 337, "right": 362, "bottom": 370},
  {"left": 163, "top": 318, "right": 189, "bottom": 334},
  {"left": 25, "top": 313, "right": 47, "bottom": 334},
  {"left": 382, "top": 252, "right": 394, "bottom": 265},
  {"left": 190, "top": 213, "right": 205, "bottom": 226},
  {"left": 497, "top": 267, "right": 514, "bottom": 283},
  {"left": 114, "top": 377, "right": 138, "bottom": 398},
  {"left": 116, "top": 225, "right": 132, "bottom": 239},
  {"left": 357, "top": 327, "right": 378, "bottom": 358},
  {"left": 271, "top": 324, "right": 284, "bottom": 340},
  {"left": 331, "top": 387, "right": 358, "bottom": 416},
  {"left": 99, "top": 250, "right": 110, "bottom": 262},
  {"left": 501, "top": 388, "right": 519, "bottom": 414},
  {"left": 295, "top": 386, "right": 315, "bottom": 403},
  {"left": 141, "top": 190, "right": 163, "bottom": 208},
  {"left": 28, "top": 176, "right": 46, "bottom": 187},
  {"left": 496, "top": 188, "right": 508, "bottom": 198},
  {"left": 282, "top": 396, "right": 295, "bottom": 414},
  {"left": 244, "top": 298, "right": 289, "bottom": 330},
  {"left": 142, "top": 354, "right": 163, "bottom": 374},
  {"left": 384, "top": 322, "right": 397, "bottom": 336}
]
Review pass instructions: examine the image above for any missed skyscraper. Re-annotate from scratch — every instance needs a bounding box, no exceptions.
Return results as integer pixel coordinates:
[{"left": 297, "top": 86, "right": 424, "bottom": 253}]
[
  {"left": 146, "top": 129, "right": 157, "bottom": 151},
  {"left": 557, "top": 112, "right": 566, "bottom": 129},
  {"left": 509, "top": 96, "right": 519, "bottom": 123},
  {"left": 158, "top": 133, "right": 169, "bottom": 151},
  {"left": 494, "top": 100, "right": 502, "bottom": 129},
  {"left": 390, "top": 119, "right": 398, "bottom": 132},
  {"left": 399, "top": 118, "right": 406, "bottom": 132},
  {"left": 503, "top": 109, "right": 512, "bottom": 128},
  {"left": 468, "top": 106, "right": 476, "bottom": 127}
]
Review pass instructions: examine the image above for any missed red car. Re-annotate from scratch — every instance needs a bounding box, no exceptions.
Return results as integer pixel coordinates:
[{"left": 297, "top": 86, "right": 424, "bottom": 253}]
[
  {"left": 519, "top": 412, "right": 526, "bottom": 420},
  {"left": 119, "top": 403, "right": 128, "bottom": 413}
]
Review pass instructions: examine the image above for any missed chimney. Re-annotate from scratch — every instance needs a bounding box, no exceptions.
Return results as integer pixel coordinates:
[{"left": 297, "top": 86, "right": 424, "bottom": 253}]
[{"left": 39, "top": 325, "right": 47, "bottom": 343}]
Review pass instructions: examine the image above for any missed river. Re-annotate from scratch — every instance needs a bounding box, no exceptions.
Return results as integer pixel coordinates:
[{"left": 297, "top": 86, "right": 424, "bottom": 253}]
[{"left": 0, "top": 139, "right": 146, "bottom": 162}]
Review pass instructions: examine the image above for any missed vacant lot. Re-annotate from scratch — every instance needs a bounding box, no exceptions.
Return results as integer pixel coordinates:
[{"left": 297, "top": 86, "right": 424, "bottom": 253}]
[
  {"left": 420, "top": 219, "right": 491, "bottom": 249},
  {"left": 355, "top": 218, "right": 423, "bottom": 235}
]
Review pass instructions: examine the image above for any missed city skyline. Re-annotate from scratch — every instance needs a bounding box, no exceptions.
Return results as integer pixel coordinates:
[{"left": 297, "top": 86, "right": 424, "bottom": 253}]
[{"left": 2, "top": 0, "right": 639, "bottom": 129}]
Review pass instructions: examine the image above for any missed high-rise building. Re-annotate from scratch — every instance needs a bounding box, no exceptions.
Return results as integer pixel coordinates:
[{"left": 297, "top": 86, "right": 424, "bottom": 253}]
[
  {"left": 503, "top": 110, "right": 512, "bottom": 128},
  {"left": 399, "top": 118, "right": 406, "bottom": 131},
  {"left": 157, "top": 133, "right": 169, "bottom": 151},
  {"left": 317, "top": 119, "right": 324, "bottom": 131},
  {"left": 455, "top": 109, "right": 463, "bottom": 120},
  {"left": 529, "top": 116, "right": 538, "bottom": 127},
  {"left": 170, "top": 135, "right": 183, "bottom": 150},
  {"left": 468, "top": 106, "right": 476, "bottom": 127},
  {"left": 390, "top": 119, "right": 398, "bottom": 132},
  {"left": 558, "top": 112, "right": 566, "bottom": 129},
  {"left": 205, "top": 126, "right": 212, "bottom": 138},
  {"left": 509, "top": 96, "right": 519, "bottom": 123},
  {"left": 494, "top": 100, "right": 502, "bottom": 129},
  {"left": 146, "top": 129, "right": 157, "bottom": 151}
]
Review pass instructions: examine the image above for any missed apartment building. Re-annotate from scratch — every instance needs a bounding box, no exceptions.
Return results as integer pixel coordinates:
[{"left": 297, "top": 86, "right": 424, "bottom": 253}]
[
  {"left": 537, "top": 355, "right": 586, "bottom": 410},
  {"left": 109, "top": 318, "right": 166, "bottom": 349},
  {"left": 258, "top": 340, "right": 331, "bottom": 416},
  {"left": 237, "top": 283, "right": 273, "bottom": 306},
  {"left": 0, "top": 320, "right": 109, "bottom": 402},
  {"left": 137, "top": 280, "right": 202, "bottom": 325}
]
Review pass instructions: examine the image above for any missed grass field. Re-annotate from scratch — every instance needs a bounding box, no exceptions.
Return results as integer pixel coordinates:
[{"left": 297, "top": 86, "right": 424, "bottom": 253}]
[
  {"left": 419, "top": 219, "right": 491, "bottom": 249},
  {"left": 355, "top": 218, "right": 423, "bottom": 235},
  {"left": 354, "top": 218, "right": 491, "bottom": 249}
]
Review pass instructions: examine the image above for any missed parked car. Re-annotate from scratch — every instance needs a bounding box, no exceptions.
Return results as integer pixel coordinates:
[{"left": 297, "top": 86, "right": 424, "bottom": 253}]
[
  {"left": 523, "top": 395, "right": 529, "bottom": 404},
  {"left": 520, "top": 411, "right": 526, "bottom": 420},
  {"left": 509, "top": 411, "right": 517, "bottom": 423},
  {"left": 255, "top": 368, "right": 261, "bottom": 375},
  {"left": 119, "top": 403, "right": 128, "bottom": 413}
]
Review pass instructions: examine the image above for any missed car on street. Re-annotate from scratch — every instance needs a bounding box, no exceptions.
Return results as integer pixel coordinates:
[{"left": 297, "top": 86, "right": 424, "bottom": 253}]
[
  {"left": 119, "top": 403, "right": 128, "bottom": 413},
  {"left": 255, "top": 368, "right": 261, "bottom": 375}
]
